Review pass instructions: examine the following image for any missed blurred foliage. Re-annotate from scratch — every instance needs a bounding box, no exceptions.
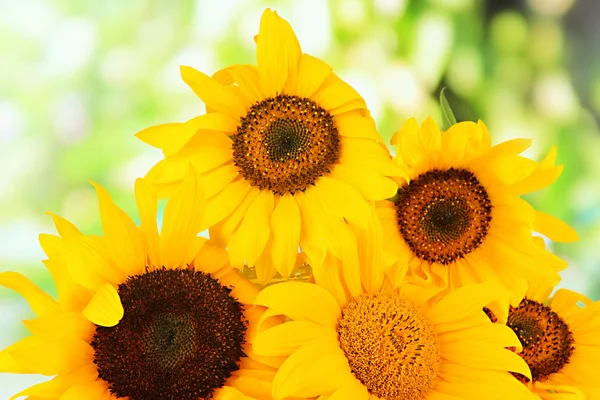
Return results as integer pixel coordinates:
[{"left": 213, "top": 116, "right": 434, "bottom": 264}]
[{"left": 1, "top": 0, "right": 599, "bottom": 346}]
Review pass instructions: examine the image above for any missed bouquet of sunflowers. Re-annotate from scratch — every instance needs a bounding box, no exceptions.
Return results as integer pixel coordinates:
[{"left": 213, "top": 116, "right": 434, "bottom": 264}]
[{"left": 1, "top": 9, "right": 598, "bottom": 400}]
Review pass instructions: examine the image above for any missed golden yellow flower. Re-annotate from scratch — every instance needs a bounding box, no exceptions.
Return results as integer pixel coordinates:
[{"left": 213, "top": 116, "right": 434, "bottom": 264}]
[
  {"left": 487, "top": 284, "right": 600, "bottom": 399},
  {"left": 0, "top": 168, "right": 279, "bottom": 400},
  {"left": 378, "top": 117, "right": 578, "bottom": 302},
  {"left": 252, "top": 252, "right": 535, "bottom": 399},
  {"left": 137, "top": 9, "right": 403, "bottom": 283}
]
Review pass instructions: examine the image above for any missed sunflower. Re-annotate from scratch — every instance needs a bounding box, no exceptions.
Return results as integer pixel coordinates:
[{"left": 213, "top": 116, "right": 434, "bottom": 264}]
[
  {"left": 252, "top": 251, "right": 536, "bottom": 400},
  {"left": 0, "top": 168, "right": 281, "bottom": 400},
  {"left": 136, "top": 9, "right": 403, "bottom": 283},
  {"left": 378, "top": 117, "right": 578, "bottom": 303},
  {"left": 486, "top": 284, "right": 600, "bottom": 399}
]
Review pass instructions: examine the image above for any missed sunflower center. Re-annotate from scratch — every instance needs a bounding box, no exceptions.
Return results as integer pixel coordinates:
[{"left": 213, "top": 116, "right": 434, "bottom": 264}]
[
  {"left": 233, "top": 94, "right": 340, "bottom": 195},
  {"left": 507, "top": 298, "right": 575, "bottom": 383},
  {"left": 394, "top": 168, "right": 492, "bottom": 265},
  {"left": 91, "top": 269, "right": 248, "bottom": 400},
  {"left": 337, "top": 293, "right": 440, "bottom": 399}
]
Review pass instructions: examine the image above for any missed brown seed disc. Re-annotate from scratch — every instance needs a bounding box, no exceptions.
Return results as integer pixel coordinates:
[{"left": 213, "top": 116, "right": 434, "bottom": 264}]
[
  {"left": 91, "top": 268, "right": 248, "bottom": 400},
  {"left": 507, "top": 298, "right": 575, "bottom": 383},
  {"left": 394, "top": 168, "right": 492, "bottom": 265},
  {"left": 232, "top": 94, "right": 340, "bottom": 195}
]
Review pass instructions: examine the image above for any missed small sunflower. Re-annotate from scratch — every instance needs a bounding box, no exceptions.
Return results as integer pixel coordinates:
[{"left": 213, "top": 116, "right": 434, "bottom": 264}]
[
  {"left": 487, "top": 284, "right": 600, "bottom": 399},
  {"left": 0, "top": 168, "right": 280, "bottom": 400},
  {"left": 378, "top": 117, "right": 578, "bottom": 302},
  {"left": 137, "top": 9, "right": 403, "bottom": 283},
  {"left": 252, "top": 252, "right": 535, "bottom": 399}
]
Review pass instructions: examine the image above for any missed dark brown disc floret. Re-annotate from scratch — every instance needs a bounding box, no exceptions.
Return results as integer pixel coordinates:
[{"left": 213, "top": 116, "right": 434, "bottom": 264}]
[
  {"left": 394, "top": 168, "right": 492, "bottom": 265},
  {"left": 91, "top": 268, "right": 248, "bottom": 400},
  {"left": 507, "top": 298, "right": 575, "bottom": 383},
  {"left": 232, "top": 94, "right": 340, "bottom": 195}
]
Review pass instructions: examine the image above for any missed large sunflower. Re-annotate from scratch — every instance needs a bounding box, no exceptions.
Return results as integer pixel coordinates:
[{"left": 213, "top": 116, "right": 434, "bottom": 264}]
[
  {"left": 0, "top": 168, "right": 281, "bottom": 400},
  {"left": 137, "top": 9, "right": 403, "bottom": 283},
  {"left": 486, "top": 284, "right": 600, "bottom": 399},
  {"left": 378, "top": 117, "right": 578, "bottom": 303},
  {"left": 252, "top": 252, "right": 536, "bottom": 399}
]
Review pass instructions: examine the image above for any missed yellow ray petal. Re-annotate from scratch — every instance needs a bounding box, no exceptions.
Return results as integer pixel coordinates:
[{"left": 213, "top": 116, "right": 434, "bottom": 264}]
[
  {"left": 294, "top": 54, "right": 332, "bottom": 98},
  {"left": 208, "top": 187, "right": 261, "bottom": 247},
  {"left": 254, "top": 281, "right": 341, "bottom": 329},
  {"left": 272, "top": 340, "right": 351, "bottom": 399},
  {"left": 326, "top": 377, "right": 370, "bottom": 400},
  {"left": 253, "top": 320, "right": 337, "bottom": 356},
  {"left": 533, "top": 210, "right": 579, "bottom": 243},
  {"left": 46, "top": 212, "right": 81, "bottom": 239},
  {"left": 312, "top": 176, "right": 371, "bottom": 229},
  {"left": 134, "top": 178, "right": 160, "bottom": 268},
  {"left": 256, "top": 9, "right": 301, "bottom": 97},
  {"left": 10, "top": 336, "right": 93, "bottom": 376},
  {"left": 442, "top": 341, "right": 532, "bottom": 380},
  {"left": 311, "top": 75, "right": 366, "bottom": 116},
  {"left": 0, "top": 272, "right": 60, "bottom": 317},
  {"left": 333, "top": 111, "right": 383, "bottom": 142},
  {"left": 59, "top": 380, "right": 110, "bottom": 400},
  {"left": 270, "top": 193, "right": 301, "bottom": 278},
  {"left": 426, "top": 283, "right": 505, "bottom": 325},
  {"left": 180, "top": 65, "right": 246, "bottom": 118},
  {"left": 82, "top": 283, "right": 123, "bottom": 327},
  {"left": 330, "top": 163, "right": 398, "bottom": 201},
  {"left": 135, "top": 122, "right": 180, "bottom": 151},
  {"left": 228, "top": 190, "right": 274, "bottom": 268},
  {"left": 201, "top": 179, "right": 252, "bottom": 232},
  {"left": 160, "top": 167, "right": 205, "bottom": 268},
  {"left": 23, "top": 313, "right": 94, "bottom": 341},
  {"left": 91, "top": 182, "right": 145, "bottom": 277},
  {"left": 10, "top": 364, "right": 98, "bottom": 400},
  {"left": 419, "top": 116, "right": 443, "bottom": 152},
  {"left": 164, "top": 113, "right": 238, "bottom": 156},
  {"left": 213, "top": 64, "right": 264, "bottom": 106}
]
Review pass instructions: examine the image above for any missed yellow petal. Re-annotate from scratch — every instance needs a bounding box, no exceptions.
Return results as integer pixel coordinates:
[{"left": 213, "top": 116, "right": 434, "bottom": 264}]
[
  {"left": 533, "top": 210, "right": 579, "bottom": 243},
  {"left": 294, "top": 54, "right": 332, "bottom": 98},
  {"left": 311, "top": 74, "right": 366, "bottom": 116},
  {"left": 330, "top": 163, "right": 398, "bottom": 201},
  {"left": 272, "top": 340, "right": 351, "bottom": 399},
  {"left": 180, "top": 65, "right": 246, "bottom": 118},
  {"left": 334, "top": 111, "right": 383, "bottom": 142},
  {"left": 391, "top": 117, "right": 419, "bottom": 148},
  {"left": 134, "top": 178, "right": 160, "bottom": 268},
  {"left": 253, "top": 320, "right": 337, "bottom": 356},
  {"left": 213, "top": 64, "right": 264, "bottom": 106},
  {"left": 326, "top": 377, "right": 370, "bottom": 400},
  {"left": 82, "top": 282, "right": 123, "bottom": 327},
  {"left": 135, "top": 122, "right": 180, "bottom": 151},
  {"left": 0, "top": 272, "right": 60, "bottom": 317},
  {"left": 91, "top": 182, "right": 145, "bottom": 276},
  {"left": 10, "top": 336, "right": 93, "bottom": 376},
  {"left": 312, "top": 177, "right": 371, "bottom": 229},
  {"left": 254, "top": 281, "right": 341, "bottom": 329},
  {"left": 59, "top": 380, "right": 110, "bottom": 400},
  {"left": 46, "top": 212, "right": 81, "bottom": 239},
  {"left": 441, "top": 121, "right": 472, "bottom": 162},
  {"left": 23, "top": 312, "right": 94, "bottom": 341},
  {"left": 228, "top": 190, "right": 274, "bottom": 268},
  {"left": 160, "top": 166, "right": 205, "bottom": 268},
  {"left": 270, "top": 194, "right": 301, "bottom": 278},
  {"left": 418, "top": 116, "right": 443, "bottom": 152},
  {"left": 442, "top": 341, "right": 532, "bottom": 380},
  {"left": 208, "top": 187, "right": 260, "bottom": 247},
  {"left": 256, "top": 9, "right": 301, "bottom": 97},
  {"left": 10, "top": 364, "right": 98, "bottom": 400},
  {"left": 164, "top": 113, "right": 238, "bottom": 156},
  {"left": 201, "top": 179, "right": 252, "bottom": 229},
  {"left": 427, "top": 283, "right": 504, "bottom": 325}
]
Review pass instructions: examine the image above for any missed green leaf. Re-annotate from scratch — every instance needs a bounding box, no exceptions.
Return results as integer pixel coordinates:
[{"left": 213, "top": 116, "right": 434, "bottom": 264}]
[{"left": 440, "top": 88, "right": 458, "bottom": 130}]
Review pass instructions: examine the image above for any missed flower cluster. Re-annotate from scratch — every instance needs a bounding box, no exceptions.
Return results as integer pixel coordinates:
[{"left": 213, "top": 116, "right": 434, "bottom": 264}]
[{"left": 1, "top": 9, "right": 598, "bottom": 400}]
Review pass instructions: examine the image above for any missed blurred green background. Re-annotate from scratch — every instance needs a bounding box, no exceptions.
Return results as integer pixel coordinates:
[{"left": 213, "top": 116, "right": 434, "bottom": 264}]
[{"left": 1, "top": 0, "right": 599, "bottom": 395}]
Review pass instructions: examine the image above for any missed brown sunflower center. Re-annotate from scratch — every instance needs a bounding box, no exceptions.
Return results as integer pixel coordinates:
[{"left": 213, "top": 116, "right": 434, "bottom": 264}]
[
  {"left": 91, "top": 269, "right": 248, "bottom": 400},
  {"left": 507, "top": 298, "right": 575, "bottom": 383},
  {"left": 394, "top": 168, "right": 492, "bottom": 265},
  {"left": 337, "top": 293, "right": 440, "bottom": 399},
  {"left": 232, "top": 94, "right": 340, "bottom": 195}
]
